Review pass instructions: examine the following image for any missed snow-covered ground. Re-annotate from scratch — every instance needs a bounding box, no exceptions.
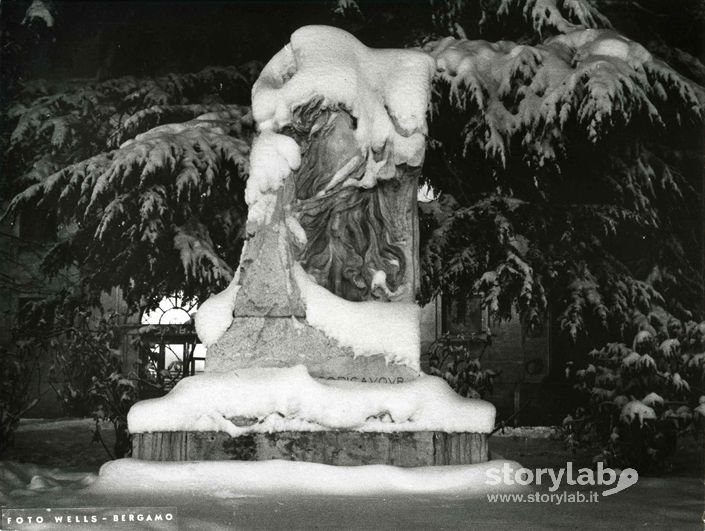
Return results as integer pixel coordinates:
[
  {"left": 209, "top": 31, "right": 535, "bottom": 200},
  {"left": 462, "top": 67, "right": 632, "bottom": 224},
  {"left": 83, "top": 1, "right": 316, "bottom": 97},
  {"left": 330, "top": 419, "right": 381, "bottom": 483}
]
[
  {"left": 1, "top": 458, "right": 700, "bottom": 530},
  {"left": 2, "top": 419, "right": 702, "bottom": 529}
]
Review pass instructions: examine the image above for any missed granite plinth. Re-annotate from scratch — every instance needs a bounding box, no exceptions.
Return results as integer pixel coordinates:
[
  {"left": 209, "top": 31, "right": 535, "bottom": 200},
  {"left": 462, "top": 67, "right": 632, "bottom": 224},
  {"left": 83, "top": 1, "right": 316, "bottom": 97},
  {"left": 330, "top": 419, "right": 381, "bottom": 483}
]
[{"left": 132, "top": 431, "right": 488, "bottom": 466}]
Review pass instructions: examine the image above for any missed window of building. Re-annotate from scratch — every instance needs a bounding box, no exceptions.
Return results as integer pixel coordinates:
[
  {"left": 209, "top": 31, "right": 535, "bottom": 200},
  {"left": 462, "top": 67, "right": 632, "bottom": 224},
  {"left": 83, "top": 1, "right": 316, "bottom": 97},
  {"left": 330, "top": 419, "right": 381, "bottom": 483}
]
[
  {"left": 142, "top": 294, "right": 196, "bottom": 326},
  {"left": 139, "top": 294, "right": 205, "bottom": 395}
]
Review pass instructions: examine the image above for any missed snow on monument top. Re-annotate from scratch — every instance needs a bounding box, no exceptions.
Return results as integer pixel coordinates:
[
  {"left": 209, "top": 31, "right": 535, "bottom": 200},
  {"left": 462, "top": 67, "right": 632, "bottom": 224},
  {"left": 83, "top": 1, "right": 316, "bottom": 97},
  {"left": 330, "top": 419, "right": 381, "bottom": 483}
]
[
  {"left": 247, "top": 25, "right": 435, "bottom": 226},
  {"left": 253, "top": 25, "right": 434, "bottom": 142}
]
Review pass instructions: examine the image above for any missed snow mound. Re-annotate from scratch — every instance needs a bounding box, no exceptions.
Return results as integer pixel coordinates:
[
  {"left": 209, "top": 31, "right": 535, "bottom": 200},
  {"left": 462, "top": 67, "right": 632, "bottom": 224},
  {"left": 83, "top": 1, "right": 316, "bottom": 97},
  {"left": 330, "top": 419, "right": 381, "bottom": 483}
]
[
  {"left": 91, "top": 458, "right": 522, "bottom": 497},
  {"left": 127, "top": 366, "right": 495, "bottom": 435},
  {"left": 0, "top": 461, "right": 96, "bottom": 502},
  {"left": 194, "top": 275, "right": 241, "bottom": 346},
  {"left": 245, "top": 130, "right": 301, "bottom": 227},
  {"left": 293, "top": 263, "right": 420, "bottom": 370},
  {"left": 253, "top": 25, "right": 433, "bottom": 145}
]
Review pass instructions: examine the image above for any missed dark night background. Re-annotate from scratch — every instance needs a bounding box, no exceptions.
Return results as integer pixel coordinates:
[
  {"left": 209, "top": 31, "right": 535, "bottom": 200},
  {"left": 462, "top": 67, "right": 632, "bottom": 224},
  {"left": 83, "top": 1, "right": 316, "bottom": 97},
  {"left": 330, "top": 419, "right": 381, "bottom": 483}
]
[{"left": 2, "top": 1, "right": 703, "bottom": 88}]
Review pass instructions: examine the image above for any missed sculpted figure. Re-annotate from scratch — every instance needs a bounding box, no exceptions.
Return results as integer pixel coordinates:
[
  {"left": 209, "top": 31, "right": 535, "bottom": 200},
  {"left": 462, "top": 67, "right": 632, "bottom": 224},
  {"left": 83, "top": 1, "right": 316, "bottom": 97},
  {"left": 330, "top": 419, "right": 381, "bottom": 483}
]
[
  {"left": 196, "top": 26, "right": 435, "bottom": 379},
  {"left": 286, "top": 102, "right": 410, "bottom": 302}
]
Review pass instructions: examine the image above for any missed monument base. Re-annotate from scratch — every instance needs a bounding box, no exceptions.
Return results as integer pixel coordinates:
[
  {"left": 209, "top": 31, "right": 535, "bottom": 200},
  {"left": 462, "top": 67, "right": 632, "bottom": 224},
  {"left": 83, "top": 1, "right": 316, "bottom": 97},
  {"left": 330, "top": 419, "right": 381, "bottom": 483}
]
[
  {"left": 132, "top": 431, "right": 488, "bottom": 466},
  {"left": 206, "top": 316, "right": 419, "bottom": 382}
]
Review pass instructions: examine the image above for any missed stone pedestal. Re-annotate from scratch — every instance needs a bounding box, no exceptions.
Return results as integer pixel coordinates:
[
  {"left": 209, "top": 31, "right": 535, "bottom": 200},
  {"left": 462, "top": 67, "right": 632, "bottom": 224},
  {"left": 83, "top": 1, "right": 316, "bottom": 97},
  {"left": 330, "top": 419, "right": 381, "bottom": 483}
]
[
  {"left": 129, "top": 27, "right": 494, "bottom": 471},
  {"left": 206, "top": 316, "right": 418, "bottom": 382},
  {"left": 132, "top": 431, "right": 488, "bottom": 466}
]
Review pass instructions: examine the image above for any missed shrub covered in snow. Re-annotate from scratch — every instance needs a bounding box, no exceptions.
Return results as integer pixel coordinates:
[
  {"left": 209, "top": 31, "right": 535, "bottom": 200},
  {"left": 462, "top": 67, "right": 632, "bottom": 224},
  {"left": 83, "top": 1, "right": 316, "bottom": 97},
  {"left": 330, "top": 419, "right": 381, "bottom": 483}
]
[
  {"left": 427, "top": 333, "right": 498, "bottom": 399},
  {"left": 564, "top": 318, "right": 705, "bottom": 472}
]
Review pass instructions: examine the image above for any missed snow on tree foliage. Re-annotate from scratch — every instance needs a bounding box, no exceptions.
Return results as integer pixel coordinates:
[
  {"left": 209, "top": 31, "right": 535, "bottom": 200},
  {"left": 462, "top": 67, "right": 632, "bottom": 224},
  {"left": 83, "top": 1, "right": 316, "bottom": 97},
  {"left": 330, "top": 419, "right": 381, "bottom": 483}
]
[
  {"left": 427, "top": 0, "right": 611, "bottom": 41},
  {"left": 3, "top": 64, "right": 257, "bottom": 313},
  {"left": 5, "top": 65, "right": 256, "bottom": 195},
  {"left": 332, "top": 0, "right": 360, "bottom": 17},
  {"left": 426, "top": 29, "right": 702, "bottom": 165},
  {"left": 498, "top": 0, "right": 612, "bottom": 36},
  {"left": 566, "top": 317, "right": 705, "bottom": 471},
  {"left": 420, "top": 25, "right": 704, "bottom": 341},
  {"left": 8, "top": 115, "right": 249, "bottom": 303},
  {"left": 112, "top": 104, "right": 252, "bottom": 149},
  {"left": 3, "top": 6, "right": 703, "bottom": 343},
  {"left": 173, "top": 218, "right": 235, "bottom": 284}
]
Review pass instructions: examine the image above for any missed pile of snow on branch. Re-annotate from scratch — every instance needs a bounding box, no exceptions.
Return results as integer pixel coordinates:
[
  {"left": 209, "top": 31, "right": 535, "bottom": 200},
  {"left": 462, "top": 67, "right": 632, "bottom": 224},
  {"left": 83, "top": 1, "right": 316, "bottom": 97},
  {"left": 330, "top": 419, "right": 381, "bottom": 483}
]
[{"left": 127, "top": 366, "right": 496, "bottom": 435}]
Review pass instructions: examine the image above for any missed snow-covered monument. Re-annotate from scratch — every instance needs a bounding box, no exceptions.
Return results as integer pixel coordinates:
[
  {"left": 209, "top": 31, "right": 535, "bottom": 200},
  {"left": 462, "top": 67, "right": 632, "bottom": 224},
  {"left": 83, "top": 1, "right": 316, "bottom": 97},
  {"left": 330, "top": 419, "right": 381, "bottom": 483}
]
[{"left": 129, "top": 26, "right": 495, "bottom": 465}]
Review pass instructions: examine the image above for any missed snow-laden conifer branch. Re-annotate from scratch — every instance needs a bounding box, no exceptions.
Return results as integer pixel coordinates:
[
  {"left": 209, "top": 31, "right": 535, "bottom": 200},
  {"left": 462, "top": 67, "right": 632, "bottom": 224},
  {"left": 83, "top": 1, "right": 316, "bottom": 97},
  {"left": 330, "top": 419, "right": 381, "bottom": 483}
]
[
  {"left": 498, "top": 0, "right": 612, "bottom": 37},
  {"left": 6, "top": 65, "right": 258, "bottom": 194},
  {"left": 5, "top": 114, "right": 251, "bottom": 311},
  {"left": 420, "top": 194, "right": 545, "bottom": 320},
  {"left": 173, "top": 219, "right": 234, "bottom": 284},
  {"left": 426, "top": 29, "right": 703, "bottom": 169},
  {"left": 428, "top": 0, "right": 611, "bottom": 41},
  {"left": 421, "top": 25, "right": 703, "bottom": 339},
  {"left": 109, "top": 104, "right": 253, "bottom": 149},
  {"left": 2, "top": 62, "right": 257, "bottom": 319}
]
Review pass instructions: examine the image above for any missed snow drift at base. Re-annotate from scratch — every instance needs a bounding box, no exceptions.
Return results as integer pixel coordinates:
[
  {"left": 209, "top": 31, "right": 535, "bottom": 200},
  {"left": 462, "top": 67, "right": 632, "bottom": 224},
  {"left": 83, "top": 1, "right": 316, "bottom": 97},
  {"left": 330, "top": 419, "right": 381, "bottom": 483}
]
[
  {"left": 127, "top": 365, "right": 495, "bottom": 435},
  {"left": 90, "top": 458, "right": 523, "bottom": 497},
  {"left": 2, "top": 458, "right": 701, "bottom": 530}
]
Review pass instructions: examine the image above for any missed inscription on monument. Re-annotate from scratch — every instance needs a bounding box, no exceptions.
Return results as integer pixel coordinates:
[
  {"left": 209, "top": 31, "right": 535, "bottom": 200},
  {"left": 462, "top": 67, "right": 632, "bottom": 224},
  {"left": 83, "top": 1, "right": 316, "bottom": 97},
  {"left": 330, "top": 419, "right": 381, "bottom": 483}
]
[{"left": 323, "top": 376, "right": 406, "bottom": 384}]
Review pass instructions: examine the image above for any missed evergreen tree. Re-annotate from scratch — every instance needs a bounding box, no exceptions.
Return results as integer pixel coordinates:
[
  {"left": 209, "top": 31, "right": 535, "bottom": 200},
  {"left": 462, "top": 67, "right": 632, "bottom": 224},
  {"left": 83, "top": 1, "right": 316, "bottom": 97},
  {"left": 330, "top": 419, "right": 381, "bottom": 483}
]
[
  {"left": 3, "top": 65, "right": 257, "bottom": 313},
  {"left": 2, "top": 0, "right": 703, "bottom": 466},
  {"left": 421, "top": 16, "right": 704, "bottom": 342}
]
